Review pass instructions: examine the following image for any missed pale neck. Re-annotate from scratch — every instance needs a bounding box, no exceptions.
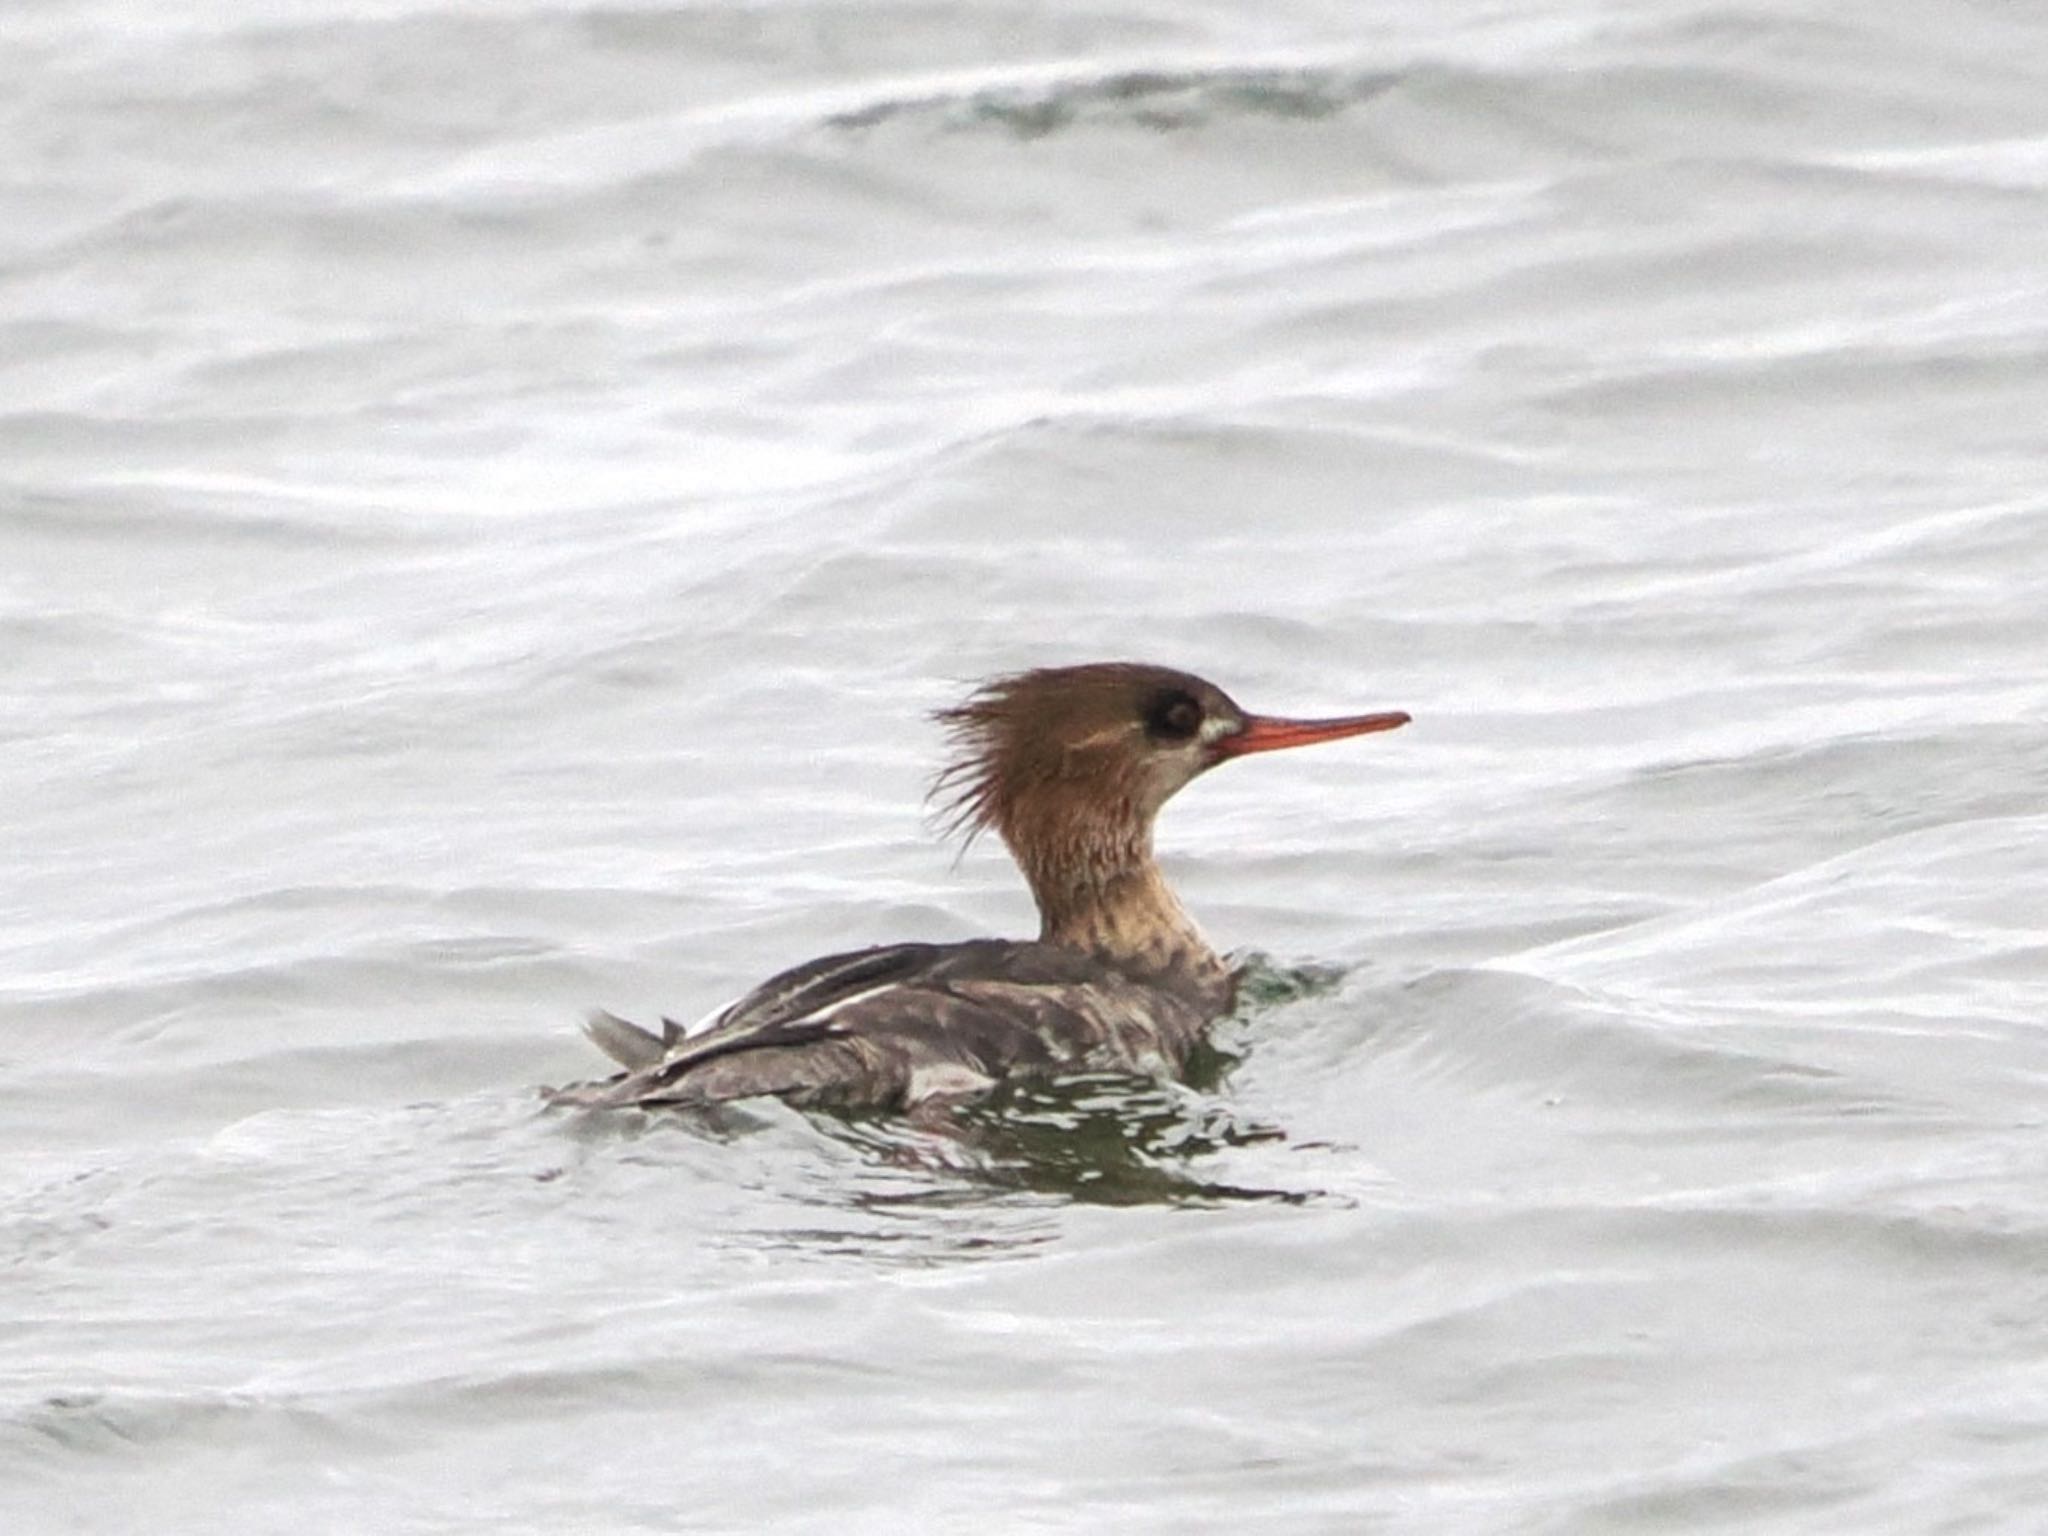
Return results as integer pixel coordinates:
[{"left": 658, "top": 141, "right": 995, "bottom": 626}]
[{"left": 1008, "top": 820, "right": 1222, "bottom": 982}]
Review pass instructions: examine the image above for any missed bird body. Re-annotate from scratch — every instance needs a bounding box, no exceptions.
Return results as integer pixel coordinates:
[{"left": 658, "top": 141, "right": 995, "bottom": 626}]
[{"left": 552, "top": 663, "right": 1407, "bottom": 1113}]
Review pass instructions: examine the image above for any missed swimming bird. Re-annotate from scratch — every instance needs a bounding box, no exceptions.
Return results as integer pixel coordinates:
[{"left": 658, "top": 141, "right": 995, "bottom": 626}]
[{"left": 551, "top": 662, "right": 1409, "bottom": 1113}]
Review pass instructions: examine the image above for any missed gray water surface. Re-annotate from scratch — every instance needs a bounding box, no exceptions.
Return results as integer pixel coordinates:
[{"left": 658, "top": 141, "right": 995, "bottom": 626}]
[{"left": 5, "top": 2, "right": 2048, "bottom": 1532}]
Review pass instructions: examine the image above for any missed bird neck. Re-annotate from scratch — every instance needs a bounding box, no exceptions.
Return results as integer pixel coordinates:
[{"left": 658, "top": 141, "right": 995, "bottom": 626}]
[{"left": 1005, "top": 809, "right": 1223, "bottom": 984}]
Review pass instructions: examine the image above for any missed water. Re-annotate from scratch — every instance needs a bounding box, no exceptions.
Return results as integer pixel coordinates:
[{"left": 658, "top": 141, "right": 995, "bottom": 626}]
[{"left": 5, "top": 1, "right": 2048, "bottom": 1531}]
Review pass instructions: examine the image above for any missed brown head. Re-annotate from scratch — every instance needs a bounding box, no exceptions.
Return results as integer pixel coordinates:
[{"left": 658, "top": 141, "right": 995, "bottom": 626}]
[{"left": 932, "top": 662, "right": 1409, "bottom": 955}]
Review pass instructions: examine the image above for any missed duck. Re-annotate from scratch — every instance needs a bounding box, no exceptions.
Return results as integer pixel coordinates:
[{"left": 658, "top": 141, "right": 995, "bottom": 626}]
[{"left": 550, "top": 662, "right": 1408, "bottom": 1112}]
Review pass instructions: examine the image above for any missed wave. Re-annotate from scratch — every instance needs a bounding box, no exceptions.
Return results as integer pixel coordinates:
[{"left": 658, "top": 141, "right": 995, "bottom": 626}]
[{"left": 823, "top": 61, "right": 1401, "bottom": 138}]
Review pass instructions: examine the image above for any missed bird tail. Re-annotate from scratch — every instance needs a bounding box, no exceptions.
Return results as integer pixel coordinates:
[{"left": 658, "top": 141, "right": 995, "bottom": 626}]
[
  {"left": 581, "top": 1009, "right": 684, "bottom": 1069},
  {"left": 544, "top": 1011, "right": 859, "bottom": 1110}
]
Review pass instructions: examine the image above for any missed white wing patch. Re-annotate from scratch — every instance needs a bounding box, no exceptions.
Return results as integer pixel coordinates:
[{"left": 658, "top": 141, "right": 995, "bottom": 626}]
[
  {"left": 797, "top": 983, "right": 897, "bottom": 1025},
  {"left": 905, "top": 1060, "right": 996, "bottom": 1104},
  {"left": 685, "top": 992, "right": 745, "bottom": 1037}
]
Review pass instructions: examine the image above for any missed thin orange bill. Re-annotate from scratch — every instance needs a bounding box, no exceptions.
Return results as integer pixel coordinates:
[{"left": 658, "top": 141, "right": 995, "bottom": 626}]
[{"left": 1215, "top": 710, "right": 1412, "bottom": 759}]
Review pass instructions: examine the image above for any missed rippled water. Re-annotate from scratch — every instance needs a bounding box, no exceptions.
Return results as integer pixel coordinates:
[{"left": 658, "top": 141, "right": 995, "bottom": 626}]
[{"left": 5, "top": 2, "right": 2048, "bottom": 1531}]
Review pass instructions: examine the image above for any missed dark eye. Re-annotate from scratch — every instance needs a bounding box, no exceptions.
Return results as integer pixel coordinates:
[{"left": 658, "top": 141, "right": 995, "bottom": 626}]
[{"left": 1145, "top": 689, "right": 1203, "bottom": 743}]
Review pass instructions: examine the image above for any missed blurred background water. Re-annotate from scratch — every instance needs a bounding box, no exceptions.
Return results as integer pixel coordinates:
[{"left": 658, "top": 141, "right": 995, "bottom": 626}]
[{"left": 4, "top": 2, "right": 2047, "bottom": 1532}]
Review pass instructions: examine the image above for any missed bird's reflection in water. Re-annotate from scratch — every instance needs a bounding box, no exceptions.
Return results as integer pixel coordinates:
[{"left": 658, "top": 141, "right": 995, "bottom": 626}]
[{"left": 821, "top": 1055, "right": 1341, "bottom": 1214}]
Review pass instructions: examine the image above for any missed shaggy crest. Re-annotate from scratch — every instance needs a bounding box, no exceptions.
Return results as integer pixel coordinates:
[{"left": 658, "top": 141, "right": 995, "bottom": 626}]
[
  {"left": 928, "top": 661, "right": 1221, "bottom": 853},
  {"left": 929, "top": 667, "right": 1083, "bottom": 849},
  {"left": 928, "top": 681, "right": 1010, "bottom": 848}
]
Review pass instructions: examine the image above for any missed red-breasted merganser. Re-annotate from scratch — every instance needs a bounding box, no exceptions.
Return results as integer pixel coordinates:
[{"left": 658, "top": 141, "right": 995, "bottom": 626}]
[{"left": 552, "top": 663, "right": 1408, "bottom": 1113}]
